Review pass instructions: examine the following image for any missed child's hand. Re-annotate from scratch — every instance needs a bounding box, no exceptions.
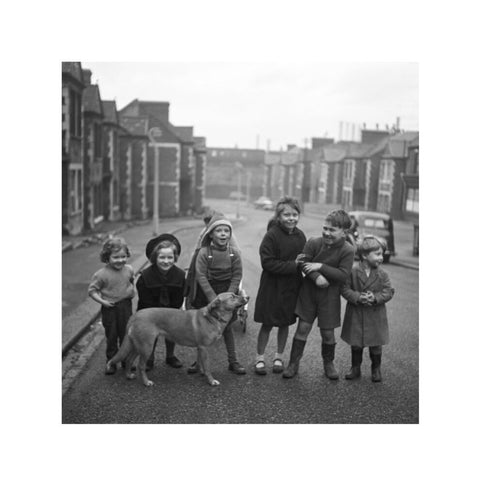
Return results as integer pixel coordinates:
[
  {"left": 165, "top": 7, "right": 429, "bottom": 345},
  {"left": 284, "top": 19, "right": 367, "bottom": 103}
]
[
  {"left": 302, "top": 262, "right": 323, "bottom": 274},
  {"left": 295, "top": 253, "right": 306, "bottom": 265},
  {"left": 358, "top": 292, "right": 370, "bottom": 305},
  {"left": 315, "top": 274, "right": 330, "bottom": 288},
  {"left": 102, "top": 300, "right": 115, "bottom": 308}
]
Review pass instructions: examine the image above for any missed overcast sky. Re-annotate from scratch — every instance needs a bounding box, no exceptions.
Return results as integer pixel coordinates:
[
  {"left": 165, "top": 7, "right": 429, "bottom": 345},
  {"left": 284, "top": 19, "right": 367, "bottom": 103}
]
[{"left": 83, "top": 61, "right": 417, "bottom": 150}]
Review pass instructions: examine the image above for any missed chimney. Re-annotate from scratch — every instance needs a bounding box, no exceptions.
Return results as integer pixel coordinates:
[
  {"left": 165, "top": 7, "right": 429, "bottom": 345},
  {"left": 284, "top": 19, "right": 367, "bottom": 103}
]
[
  {"left": 339, "top": 121, "right": 343, "bottom": 141},
  {"left": 82, "top": 69, "right": 92, "bottom": 85},
  {"left": 396, "top": 117, "right": 401, "bottom": 130}
]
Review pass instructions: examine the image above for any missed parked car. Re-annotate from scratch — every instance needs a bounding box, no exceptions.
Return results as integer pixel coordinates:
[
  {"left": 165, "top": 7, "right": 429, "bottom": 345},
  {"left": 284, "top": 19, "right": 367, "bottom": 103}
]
[
  {"left": 348, "top": 211, "right": 395, "bottom": 263},
  {"left": 229, "top": 191, "right": 247, "bottom": 200},
  {"left": 253, "top": 196, "right": 274, "bottom": 210}
]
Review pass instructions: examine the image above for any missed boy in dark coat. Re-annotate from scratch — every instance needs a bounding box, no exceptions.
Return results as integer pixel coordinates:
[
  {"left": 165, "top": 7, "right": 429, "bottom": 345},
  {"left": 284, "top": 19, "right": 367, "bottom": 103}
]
[
  {"left": 136, "top": 234, "right": 185, "bottom": 371},
  {"left": 283, "top": 209, "right": 355, "bottom": 380},
  {"left": 340, "top": 236, "right": 394, "bottom": 382}
]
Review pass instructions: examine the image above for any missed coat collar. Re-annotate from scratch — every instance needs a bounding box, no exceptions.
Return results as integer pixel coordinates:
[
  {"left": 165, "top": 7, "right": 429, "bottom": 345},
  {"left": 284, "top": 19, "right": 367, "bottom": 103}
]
[{"left": 357, "top": 261, "right": 379, "bottom": 288}]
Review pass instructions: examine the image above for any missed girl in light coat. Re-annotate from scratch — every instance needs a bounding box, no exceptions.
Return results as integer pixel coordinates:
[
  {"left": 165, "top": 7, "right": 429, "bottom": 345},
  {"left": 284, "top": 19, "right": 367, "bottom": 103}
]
[{"left": 340, "top": 236, "right": 394, "bottom": 382}]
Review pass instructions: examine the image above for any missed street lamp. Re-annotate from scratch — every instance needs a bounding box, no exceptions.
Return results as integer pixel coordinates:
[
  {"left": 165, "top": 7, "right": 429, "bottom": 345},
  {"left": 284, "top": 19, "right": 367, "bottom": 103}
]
[
  {"left": 148, "top": 127, "right": 163, "bottom": 235},
  {"left": 235, "top": 161, "right": 243, "bottom": 219}
]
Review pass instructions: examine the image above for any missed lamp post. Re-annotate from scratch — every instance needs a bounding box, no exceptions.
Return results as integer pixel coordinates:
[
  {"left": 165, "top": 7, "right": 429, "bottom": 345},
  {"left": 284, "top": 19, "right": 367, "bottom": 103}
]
[
  {"left": 148, "top": 127, "right": 163, "bottom": 235},
  {"left": 235, "top": 161, "right": 243, "bottom": 219}
]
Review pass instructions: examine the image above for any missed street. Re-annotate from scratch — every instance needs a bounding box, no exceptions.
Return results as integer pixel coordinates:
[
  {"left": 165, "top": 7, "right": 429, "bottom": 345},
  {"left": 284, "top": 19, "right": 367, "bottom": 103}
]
[{"left": 62, "top": 200, "right": 418, "bottom": 424}]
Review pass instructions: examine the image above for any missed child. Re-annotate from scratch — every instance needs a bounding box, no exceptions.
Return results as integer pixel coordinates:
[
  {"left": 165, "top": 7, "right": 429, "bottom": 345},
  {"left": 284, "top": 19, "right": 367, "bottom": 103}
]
[
  {"left": 185, "top": 213, "right": 246, "bottom": 375},
  {"left": 88, "top": 237, "right": 135, "bottom": 375},
  {"left": 253, "top": 196, "right": 306, "bottom": 375},
  {"left": 340, "top": 236, "right": 395, "bottom": 382},
  {"left": 283, "top": 209, "right": 355, "bottom": 380},
  {"left": 136, "top": 234, "right": 185, "bottom": 371}
]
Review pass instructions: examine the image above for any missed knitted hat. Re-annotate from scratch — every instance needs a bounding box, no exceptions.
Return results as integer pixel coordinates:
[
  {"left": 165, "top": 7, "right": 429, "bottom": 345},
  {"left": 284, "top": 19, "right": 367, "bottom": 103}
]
[
  {"left": 200, "top": 214, "right": 233, "bottom": 246},
  {"left": 145, "top": 233, "right": 181, "bottom": 259}
]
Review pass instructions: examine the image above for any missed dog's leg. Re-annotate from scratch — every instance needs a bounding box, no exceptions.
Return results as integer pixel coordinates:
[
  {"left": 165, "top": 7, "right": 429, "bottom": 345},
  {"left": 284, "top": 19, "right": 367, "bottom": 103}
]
[
  {"left": 124, "top": 350, "right": 137, "bottom": 380},
  {"left": 198, "top": 346, "right": 219, "bottom": 386},
  {"left": 137, "top": 355, "right": 154, "bottom": 387}
]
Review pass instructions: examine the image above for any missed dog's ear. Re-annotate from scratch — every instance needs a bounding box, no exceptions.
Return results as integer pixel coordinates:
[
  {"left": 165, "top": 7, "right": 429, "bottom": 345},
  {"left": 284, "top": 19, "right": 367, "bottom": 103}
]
[{"left": 206, "top": 297, "right": 220, "bottom": 313}]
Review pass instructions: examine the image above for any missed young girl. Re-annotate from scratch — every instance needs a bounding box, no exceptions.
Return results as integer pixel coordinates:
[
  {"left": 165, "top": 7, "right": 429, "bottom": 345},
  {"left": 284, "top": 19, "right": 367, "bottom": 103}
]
[
  {"left": 136, "top": 234, "right": 185, "bottom": 371},
  {"left": 186, "top": 213, "right": 246, "bottom": 375},
  {"left": 340, "top": 236, "right": 395, "bottom": 382},
  {"left": 88, "top": 237, "right": 135, "bottom": 375},
  {"left": 253, "top": 197, "right": 306, "bottom": 375}
]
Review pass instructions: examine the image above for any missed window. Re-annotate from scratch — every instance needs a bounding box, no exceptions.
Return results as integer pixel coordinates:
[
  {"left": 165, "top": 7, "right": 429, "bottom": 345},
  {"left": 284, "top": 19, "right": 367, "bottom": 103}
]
[
  {"left": 69, "top": 168, "right": 82, "bottom": 213},
  {"left": 211, "top": 150, "right": 217, "bottom": 157},
  {"left": 405, "top": 188, "right": 419, "bottom": 213},
  {"left": 94, "top": 123, "right": 102, "bottom": 157},
  {"left": 380, "top": 160, "right": 394, "bottom": 182}
]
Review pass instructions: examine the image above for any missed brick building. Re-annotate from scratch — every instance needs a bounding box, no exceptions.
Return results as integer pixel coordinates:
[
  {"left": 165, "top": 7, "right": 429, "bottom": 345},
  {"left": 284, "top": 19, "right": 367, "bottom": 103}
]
[
  {"left": 82, "top": 69, "right": 104, "bottom": 230},
  {"left": 62, "top": 62, "right": 85, "bottom": 235},
  {"left": 206, "top": 147, "right": 265, "bottom": 200}
]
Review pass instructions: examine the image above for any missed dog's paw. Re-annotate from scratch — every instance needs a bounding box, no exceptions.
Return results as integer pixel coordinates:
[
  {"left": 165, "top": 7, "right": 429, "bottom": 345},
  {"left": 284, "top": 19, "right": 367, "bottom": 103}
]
[
  {"left": 143, "top": 380, "right": 154, "bottom": 387},
  {"left": 126, "top": 372, "right": 136, "bottom": 380},
  {"left": 209, "top": 379, "right": 220, "bottom": 386}
]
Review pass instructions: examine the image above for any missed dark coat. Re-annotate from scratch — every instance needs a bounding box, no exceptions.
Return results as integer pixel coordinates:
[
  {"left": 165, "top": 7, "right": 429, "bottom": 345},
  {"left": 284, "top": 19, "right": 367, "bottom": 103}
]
[
  {"left": 253, "top": 222, "right": 306, "bottom": 327},
  {"left": 340, "top": 262, "right": 394, "bottom": 347},
  {"left": 136, "top": 264, "right": 186, "bottom": 311},
  {"left": 295, "top": 237, "right": 355, "bottom": 328}
]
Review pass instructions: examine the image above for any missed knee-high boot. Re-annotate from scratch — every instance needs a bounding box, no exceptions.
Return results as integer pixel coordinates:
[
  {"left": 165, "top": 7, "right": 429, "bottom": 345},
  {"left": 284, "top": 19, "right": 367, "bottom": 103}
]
[
  {"left": 322, "top": 343, "right": 339, "bottom": 380},
  {"left": 369, "top": 347, "right": 382, "bottom": 382},
  {"left": 282, "top": 338, "right": 306, "bottom": 378},
  {"left": 345, "top": 346, "right": 363, "bottom": 380}
]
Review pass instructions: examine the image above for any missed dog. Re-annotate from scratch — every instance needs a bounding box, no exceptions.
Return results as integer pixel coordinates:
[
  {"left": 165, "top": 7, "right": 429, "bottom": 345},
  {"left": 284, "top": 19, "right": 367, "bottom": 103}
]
[{"left": 106, "top": 291, "right": 249, "bottom": 387}]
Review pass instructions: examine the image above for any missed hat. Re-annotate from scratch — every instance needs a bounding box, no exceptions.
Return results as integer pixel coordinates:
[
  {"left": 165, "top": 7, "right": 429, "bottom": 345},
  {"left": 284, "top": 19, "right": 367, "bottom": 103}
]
[
  {"left": 200, "top": 214, "right": 233, "bottom": 246},
  {"left": 145, "top": 233, "right": 181, "bottom": 259}
]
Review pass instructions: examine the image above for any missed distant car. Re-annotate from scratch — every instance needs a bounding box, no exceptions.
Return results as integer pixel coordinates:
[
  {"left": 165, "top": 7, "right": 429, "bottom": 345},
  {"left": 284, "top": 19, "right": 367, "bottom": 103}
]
[
  {"left": 253, "top": 196, "right": 274, "bottom": 210},
  {"left": 229, "top": 191, "right": 247, "bottom": 200},
  {"left": 349, "top": 211, "right": 395, "bottom": 263}
]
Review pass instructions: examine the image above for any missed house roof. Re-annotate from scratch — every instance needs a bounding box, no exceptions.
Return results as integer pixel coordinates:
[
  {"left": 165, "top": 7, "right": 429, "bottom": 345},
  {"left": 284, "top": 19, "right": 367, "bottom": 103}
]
[
  {"left": 62, "top": 62, "right": 84, "bottom": 85},
  {"left": 383, "top": 131, "right": 419, "bottom": 158},
  {"left": 82, "top": 85, "right": 103, "bottom": 115},
  {"left": 119, "top": 116, "right": 149, "bottom": 136},
  {"left": 172, "top": 126, "right": 194, "bottom": 144},
  {"left": 102, "top": 100, "right": 119, "bottom": 125}
]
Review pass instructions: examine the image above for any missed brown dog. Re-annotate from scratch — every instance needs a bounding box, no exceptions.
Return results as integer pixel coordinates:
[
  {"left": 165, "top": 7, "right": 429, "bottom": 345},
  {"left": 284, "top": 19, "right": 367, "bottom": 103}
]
[{"left": 106, "top": 292, "right": 249, "bottom": 387}]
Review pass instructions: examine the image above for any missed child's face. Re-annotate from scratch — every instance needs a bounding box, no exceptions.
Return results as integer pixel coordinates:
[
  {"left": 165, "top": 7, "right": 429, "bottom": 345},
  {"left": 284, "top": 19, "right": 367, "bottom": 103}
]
[
  {"left": 364, "top": 247, "right": 383, "bottom": 268},
  {"left": 211, "top": 225, "right": 231, "bottom": 247},
  {"left": 322, "top": 221, "right": 346, "bottom": 246},
  {"left": 108, "top": 248, "right": 128, "bottom": 270},
  {"left": 278, "top": 205, "right": 299, "bottom": 232},
  {"left": 156, "top": 247, "right": 175, "bottom": 272}
]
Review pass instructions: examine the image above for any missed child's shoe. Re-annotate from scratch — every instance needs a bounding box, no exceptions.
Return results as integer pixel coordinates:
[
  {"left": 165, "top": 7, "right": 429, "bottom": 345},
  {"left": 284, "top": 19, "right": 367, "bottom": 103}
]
[
  {"left": 283, "top": 339, "right": 306, "bottom": 378},
  {"left": 272, "top": 358, "right": 284, "bottom": 374},
  {"left": 228, "top": 362, "right": 246, "bottom": 375},
  {"left": 166, "top": 356, "right": 183, "bottom": 368},
  {"left": 345, "top": 347, "right": 363, "bottom": 380},
  {"left": 370, "top": 350, "right": 382, "bottom": 382},
  {"left": 254, "top": 360, "right": 267, "bottom": 375},
  {"left": 321, "top": 343, "right": 339, "bottom": 380}
]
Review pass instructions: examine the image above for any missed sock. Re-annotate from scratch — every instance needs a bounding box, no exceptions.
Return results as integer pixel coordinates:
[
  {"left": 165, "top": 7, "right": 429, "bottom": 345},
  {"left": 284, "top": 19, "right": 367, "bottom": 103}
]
[
  {"left": 256, "top": 354, "right": 264, "bottom": 363},
  {"left": 274, "top": 352, "right": 283, "bottom": 361}
]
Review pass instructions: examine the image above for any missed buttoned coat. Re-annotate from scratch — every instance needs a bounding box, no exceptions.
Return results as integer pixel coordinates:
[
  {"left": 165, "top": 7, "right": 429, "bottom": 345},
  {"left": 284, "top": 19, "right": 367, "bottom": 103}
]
[
  {"left": 340, "top": 262, "right": 394, "bottom": 347},
  {"left": 295, "top": 237, "right": 355, "bottom": 328},
  {"left": 254, "top": 222, "right": 306, "bottom": 327}
]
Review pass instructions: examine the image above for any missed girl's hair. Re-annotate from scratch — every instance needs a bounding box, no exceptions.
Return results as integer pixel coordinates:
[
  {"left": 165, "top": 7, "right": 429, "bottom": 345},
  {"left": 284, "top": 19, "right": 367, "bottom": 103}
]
[
  {"left": 149, "top": 240, "right": 179, "bottom": 264},
  {"left": 274, "top": 196, "right": 301, "bottom": 221},
  {"left": 325, "top": 209, "right": 352, "bottom": 230},
  {"left": 100, "top": 237, "right": 131, "bottom": 263},
  {"left": 358, "top": 235, "right": 384, "bottom": 259}
]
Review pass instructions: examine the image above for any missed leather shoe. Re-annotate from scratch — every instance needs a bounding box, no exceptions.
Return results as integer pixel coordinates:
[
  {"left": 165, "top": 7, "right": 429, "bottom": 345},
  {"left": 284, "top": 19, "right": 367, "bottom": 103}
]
[
  {"left": 105, "top": 363, "right": 116, "bottom": 375},
  {"left": 166, "top": 356, "right": 183, "bottom": 368},
  {"left": 228, "top": 362, "right": 246, "bottom": 375},
  {"left": 254, "top": 361, "right": 267, "bottom": 376},
  {"left": 145, "top": 360, "right": 154, "bottom": 372}
]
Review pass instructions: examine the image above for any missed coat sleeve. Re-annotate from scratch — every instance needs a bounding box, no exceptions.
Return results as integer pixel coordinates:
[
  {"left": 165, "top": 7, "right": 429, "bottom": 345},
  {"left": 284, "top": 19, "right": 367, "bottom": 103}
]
[
  {"left": 195, "top": 249, "right": 217, "bottom": 302},
  {"left": 228, "top": 250, "right": 243, "bottom": 294},
  {"left": 319, "top": 244, "right": 355, "bottom": 284},
  {"left": 259, "top": 232, "right": 298, "bottom": 275},
  {"left": 373, "top": 270, "right": 395, "bottom": 305},
  {"left": 340, "top": 272, "right": 362, "bottom": 304},
  {"left": 88, "top": 269, "right": 105, "bottom": 296},
  {"left": 136, "top": 274, "right": 156, "bottom": 310}
]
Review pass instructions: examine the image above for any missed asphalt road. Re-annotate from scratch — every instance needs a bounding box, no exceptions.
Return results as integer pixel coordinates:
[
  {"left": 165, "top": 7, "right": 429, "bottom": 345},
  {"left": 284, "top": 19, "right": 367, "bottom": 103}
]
[{"left": 62, "top": 201, "right": 418, "bottom": 424}]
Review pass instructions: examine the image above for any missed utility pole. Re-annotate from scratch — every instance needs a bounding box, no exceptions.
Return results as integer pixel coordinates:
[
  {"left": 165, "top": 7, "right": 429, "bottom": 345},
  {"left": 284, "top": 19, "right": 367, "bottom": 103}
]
[{"left": 148, "top": 127, "right": 163, "bottom": 235}]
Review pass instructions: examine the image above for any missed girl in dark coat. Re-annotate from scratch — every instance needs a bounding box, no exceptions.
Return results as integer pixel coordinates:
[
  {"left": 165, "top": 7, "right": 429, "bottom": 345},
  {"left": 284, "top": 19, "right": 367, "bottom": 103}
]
[
  {"left": 136, "top": 234, "right": 185, "bottom": 371},
  {"left": 340, "top": 236, "right": 394, "bottom": 382},
  {"left": 253, "top": 197, "right": 306, "bottom": 375}
]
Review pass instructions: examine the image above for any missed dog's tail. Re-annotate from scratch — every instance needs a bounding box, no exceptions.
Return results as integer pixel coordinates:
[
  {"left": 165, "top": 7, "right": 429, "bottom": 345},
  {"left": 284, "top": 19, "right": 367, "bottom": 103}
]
[{"left": 108, "top": 334, "right": 133, "bottom": 366}]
